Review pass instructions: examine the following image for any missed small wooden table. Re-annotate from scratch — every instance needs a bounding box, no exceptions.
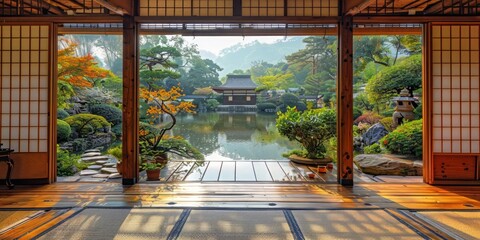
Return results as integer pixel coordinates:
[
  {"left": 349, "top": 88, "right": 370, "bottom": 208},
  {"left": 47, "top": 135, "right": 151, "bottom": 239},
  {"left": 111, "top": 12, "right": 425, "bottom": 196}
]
[{"left": 0, "top": 147, "right": 14, "bottom": 189}]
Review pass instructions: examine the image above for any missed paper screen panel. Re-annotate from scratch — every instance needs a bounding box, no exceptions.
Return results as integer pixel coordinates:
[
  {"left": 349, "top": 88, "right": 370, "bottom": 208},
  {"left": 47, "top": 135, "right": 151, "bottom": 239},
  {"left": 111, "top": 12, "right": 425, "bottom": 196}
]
[
  {"left": 139, "top": 0, "right": 233, "bottom": 16},
  {"left": 0, "top": 25, "right": 49, "bottom": 153},
  {"left": 432, "top": 24, "right": 480, "bottom": 154}
]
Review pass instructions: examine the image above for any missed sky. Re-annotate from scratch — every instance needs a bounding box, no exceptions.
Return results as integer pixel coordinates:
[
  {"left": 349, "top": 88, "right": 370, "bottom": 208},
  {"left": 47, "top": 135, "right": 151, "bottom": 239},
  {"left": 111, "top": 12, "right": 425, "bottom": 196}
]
[{"left": 183, "top": 36, "right": 287, "bottom": 56}]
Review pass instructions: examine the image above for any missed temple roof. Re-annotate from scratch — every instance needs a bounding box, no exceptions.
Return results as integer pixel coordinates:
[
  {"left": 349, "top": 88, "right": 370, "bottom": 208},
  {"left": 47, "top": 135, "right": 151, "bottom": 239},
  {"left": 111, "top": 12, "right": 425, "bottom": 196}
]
[{"left": 213, "top": 75, "right": 257, "bottom": 92}]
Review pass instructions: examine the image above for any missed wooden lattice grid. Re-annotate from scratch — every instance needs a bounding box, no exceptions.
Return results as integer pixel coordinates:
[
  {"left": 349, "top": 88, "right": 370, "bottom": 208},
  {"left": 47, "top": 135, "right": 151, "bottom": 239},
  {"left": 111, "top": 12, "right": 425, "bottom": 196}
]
[
  {"left": 138, "top": 0, "right": 338, "bottom": 17},
  {"left": 0, "top": 25, "right": 50, "bottom": 153},
  {"left": 431, "top": 24, "right": 480, "bottom": 154}
]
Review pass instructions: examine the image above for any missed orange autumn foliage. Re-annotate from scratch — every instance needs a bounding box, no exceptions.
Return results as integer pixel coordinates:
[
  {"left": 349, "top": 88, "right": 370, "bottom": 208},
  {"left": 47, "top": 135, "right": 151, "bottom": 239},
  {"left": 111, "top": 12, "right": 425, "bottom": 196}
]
[
  {"left": 57, "top": 40, "right": 112, "bottom": 88},
  {"left": 140, "top": 85, "right": 195, "bottom": 118}
]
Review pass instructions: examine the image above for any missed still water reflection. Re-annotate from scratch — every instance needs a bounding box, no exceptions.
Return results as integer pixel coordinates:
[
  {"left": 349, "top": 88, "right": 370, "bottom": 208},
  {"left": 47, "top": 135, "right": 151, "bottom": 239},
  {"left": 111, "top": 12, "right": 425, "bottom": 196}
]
[{"left": 173, "top": 113, "right": 300, "bottom": 160}]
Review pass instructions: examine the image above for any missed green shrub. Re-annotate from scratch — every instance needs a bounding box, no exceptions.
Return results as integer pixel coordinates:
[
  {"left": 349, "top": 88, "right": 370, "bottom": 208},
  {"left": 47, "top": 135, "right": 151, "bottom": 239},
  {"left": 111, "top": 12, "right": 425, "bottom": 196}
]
[
  {"left": 107, "top": 145, "right": 122, "bottom": 162},
  {"left": 111, "top": 123, "right": 122, "bottom": 137},
  {"left": 206, "top": 99, "right": 220, "bottom": 111},
  {"left": 381, "top": 120, "right": 422, "bottom": 157},
  {"left": 277, "top": 107, "right": 336, "bottom": 159},
  {"left": 353, "top": 107, "right": 362, "bottom": 120},
  {"left": 57, "top": 109, "right": 70, "bottom": 119},
  {"left": 280, "top": 93, "right": 299, "bottom": 107},
  {"left": 89, "top": 104, "right": 122, "bottom": 125},
  {"left": 57, "top": 146, "right": 85, "bottom": 176},
  {"left": 354, "top": 111, "right": 382, "bottom": 125},
  {"left": 57, "top": 119, "right": 71, "bottom": 142},
  {"left": 64, "top": 113, "right": 111, "bottom": 138},
  {"left": 295, "top": 101, "right": 307, "bottom": 111},
  {"left": 257, "top": 102, "right": 277, "bottom": 112},
  {"left": 364, "top": 143, "right": 383, "bottom": 154},
  {"left": 379, "top": 117, "right": 394, "bottom": 132}
]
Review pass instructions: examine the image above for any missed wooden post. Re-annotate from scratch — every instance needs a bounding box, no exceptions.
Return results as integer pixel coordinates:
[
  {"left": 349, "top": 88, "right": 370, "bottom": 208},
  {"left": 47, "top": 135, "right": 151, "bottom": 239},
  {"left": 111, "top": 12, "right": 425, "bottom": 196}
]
[
  {"left": 122, "top": 15, "right": 139, "bottom": 185},
  {"left": 337, "top": 14, "right": 354, "bottom": 186},
  {"left": 422, "top": 23, "right": 433, "bottom": 184}
]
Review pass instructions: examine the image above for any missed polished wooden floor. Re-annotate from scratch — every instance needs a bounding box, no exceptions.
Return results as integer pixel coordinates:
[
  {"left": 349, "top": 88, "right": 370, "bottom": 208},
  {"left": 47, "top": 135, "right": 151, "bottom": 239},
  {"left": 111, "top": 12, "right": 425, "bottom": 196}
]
[{"left": 1, "top": 182, "right": 480, "bottom": 239}]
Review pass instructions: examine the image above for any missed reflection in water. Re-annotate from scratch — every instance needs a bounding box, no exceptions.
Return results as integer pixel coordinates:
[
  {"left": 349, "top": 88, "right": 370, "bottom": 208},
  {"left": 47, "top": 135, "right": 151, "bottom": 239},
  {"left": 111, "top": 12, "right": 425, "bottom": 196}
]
[{"left": 174, "top": 113, "right": 300, "bottom": 160}]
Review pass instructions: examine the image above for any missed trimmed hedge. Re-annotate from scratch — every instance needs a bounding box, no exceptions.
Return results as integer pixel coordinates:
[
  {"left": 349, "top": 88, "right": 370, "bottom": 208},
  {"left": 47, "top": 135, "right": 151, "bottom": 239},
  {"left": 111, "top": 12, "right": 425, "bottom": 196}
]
[
  {"left": 57, "top": 119, "right": 71, "bottom": 142},
  {"left": 64, "top": 113, "right": 111, "bottom": 138},
  {"left": 89, "top": 104, "right": 122, "bottom": 125},
  {"left": 257, "top": 102, "right": 277, "bottom": 112},
  {"left": 381, "top": 119, "right": 422, "bottom": 157},
  {"left": 57, "top": 109, "right": 70, "bottom": 119}
]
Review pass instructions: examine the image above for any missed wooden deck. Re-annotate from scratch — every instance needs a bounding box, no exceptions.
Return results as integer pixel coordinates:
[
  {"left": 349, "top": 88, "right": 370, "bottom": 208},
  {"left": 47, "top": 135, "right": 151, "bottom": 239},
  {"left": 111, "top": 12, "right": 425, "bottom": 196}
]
[{"left": 146, "top": 160, "right": 376, "bottom": 183}]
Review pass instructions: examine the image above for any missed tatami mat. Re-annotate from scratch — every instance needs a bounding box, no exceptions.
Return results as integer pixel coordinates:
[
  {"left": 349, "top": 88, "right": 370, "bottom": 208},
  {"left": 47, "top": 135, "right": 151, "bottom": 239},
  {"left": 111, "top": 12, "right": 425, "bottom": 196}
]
[
  {"left": 37, "top": 208, "right": 183, "bottom": 240},
  {"left": 414, "top": 211, "right": 480, "bottom": 240},
  {"left": 178, "top": 210, "right": 293, "bottom": 240},
  {"left": 0, "top": 210, "right": 41, "bottom": 231},
  {"left": 293, "top": 209, "right": 423, "bottom": 240}
]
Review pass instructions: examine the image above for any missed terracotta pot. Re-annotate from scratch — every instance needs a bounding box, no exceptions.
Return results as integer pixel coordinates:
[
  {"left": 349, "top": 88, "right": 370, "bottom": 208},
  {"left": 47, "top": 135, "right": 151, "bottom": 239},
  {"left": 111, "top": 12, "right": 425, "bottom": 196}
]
[
  {"left": 146, "top": 169, "right": 160, "bottom": 181},
  {"left": 116, "top": 162, "right": 123, "bottom": 174},
  {"left": 326, "top": 163, "right": 334, "bottom": 169},
  {"left": 317, "top": 166, "right": 328, "bottom": 173}
]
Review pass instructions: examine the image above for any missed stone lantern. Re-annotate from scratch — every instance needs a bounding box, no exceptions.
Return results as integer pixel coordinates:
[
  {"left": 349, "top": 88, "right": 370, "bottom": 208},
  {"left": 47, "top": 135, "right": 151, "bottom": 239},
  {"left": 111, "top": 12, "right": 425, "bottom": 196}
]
[{"left": 392, "top": 88, "right": 417, "bottom": 128}]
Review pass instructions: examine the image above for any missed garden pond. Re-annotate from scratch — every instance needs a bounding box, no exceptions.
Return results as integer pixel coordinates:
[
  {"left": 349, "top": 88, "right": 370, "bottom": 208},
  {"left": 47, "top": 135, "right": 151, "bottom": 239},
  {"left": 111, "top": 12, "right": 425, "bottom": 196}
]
[{"left": 172, "top": 112, "right": 301, "bottom": 161}]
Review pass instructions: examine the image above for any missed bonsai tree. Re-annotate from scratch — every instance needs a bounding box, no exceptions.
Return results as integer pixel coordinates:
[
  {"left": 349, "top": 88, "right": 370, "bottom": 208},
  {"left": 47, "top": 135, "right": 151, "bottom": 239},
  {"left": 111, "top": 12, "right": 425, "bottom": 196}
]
[{"left": 276, "top": 107, "right": 336, "bottom": 159}]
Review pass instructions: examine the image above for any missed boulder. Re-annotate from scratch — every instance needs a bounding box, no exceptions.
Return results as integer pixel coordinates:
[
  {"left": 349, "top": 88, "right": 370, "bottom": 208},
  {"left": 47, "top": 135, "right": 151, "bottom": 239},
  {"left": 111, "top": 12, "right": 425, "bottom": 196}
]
[
  {"left": 354, "top": 154, "right": 422, "bottom": 176},
  {"left": 362, "top": 123, "right": 389, "bottom": 146}
]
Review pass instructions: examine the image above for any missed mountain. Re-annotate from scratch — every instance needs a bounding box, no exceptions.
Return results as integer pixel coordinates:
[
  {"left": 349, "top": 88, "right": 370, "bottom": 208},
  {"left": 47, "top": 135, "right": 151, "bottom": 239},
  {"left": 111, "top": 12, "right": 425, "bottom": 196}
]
[
  {"left": 199, "top": 49, "right": 217, "bottom": 61},
  {"left": 215, "top": 37, "right": 305, "bottom": 76}
]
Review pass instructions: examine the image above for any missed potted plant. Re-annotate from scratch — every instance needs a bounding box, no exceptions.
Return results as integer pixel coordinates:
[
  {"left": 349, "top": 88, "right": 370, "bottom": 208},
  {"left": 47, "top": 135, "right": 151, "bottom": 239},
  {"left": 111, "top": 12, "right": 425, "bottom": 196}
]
[
  {"left": 142, "top": 162, "right": 164, "bottom": 181},
  {"left": 276, "top": 107, "right": 336, "bottom": 165},
  {"left": 107, "top": 145, "right": 122, "bottom": 174}
]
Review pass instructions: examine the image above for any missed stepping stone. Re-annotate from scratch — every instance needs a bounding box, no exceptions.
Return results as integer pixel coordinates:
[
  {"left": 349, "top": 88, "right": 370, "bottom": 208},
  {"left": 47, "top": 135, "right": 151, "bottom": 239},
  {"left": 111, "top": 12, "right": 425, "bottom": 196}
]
[
  {"left": 84, "top": 149, "right": 101, "bottom": 153},
  {"left": 57, "top": 176, "right": 80, "bottom": 182},
  {"left": 81, "top": 152, "right": 101, "bottom": 158},
  {"left": 95, "top": 160, "right": 108, "bottom": 165},
  {"left": 81, "top": 156, "right": 110, "bottom": 162},
  {"left": 103, "top": 162, "right": 116, "bottom": 167},
  {"left": 80, "top": 178, "right": 105, "bottom": 183},
  {"left": 101, "top": 168, "right": 118, "bottom": 174},
  {"left": 80, "top": 170, "right": 99, "bottom": 176},
  {"left": 92, "top": 174, "right": 110, "bottom": 178},
  {"left": 87, "top": 165, "right": 103, "bottom": 170},
  {"left": 108, "top": 173, "right": 122, "bottom": 179}
]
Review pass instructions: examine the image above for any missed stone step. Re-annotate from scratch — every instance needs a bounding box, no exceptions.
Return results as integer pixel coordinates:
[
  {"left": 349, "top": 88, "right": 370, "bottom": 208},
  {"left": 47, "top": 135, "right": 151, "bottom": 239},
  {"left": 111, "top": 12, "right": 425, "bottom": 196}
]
[
  {"left": 101, "top": 168, "right": 118, "bottom": 174},
  {"left": 81, "top": 156, "right": 110, "bottom": 162},
  {"left": 95, "top": 160, "right": 108, "bottom": 165},
  {"left": 92, "top": 174, "right": 110, "bottom": 178},
  {"left": 103, "top": 163, "right": 116, "bottom": 167},
  {"left": 81, "top": 152, "right": 101, "bottom": 158},
  {"left": 87, "top": 165, "right": 103, "bottom": 170},
  {"left": 79, "top": 170, "right": 100, "bottom": 176},
  {"left": 84, "top": 149, "right": 101, "bottom": 153},
  {"left": 108, "top": 173, "right": 122, "bottom": 179}
]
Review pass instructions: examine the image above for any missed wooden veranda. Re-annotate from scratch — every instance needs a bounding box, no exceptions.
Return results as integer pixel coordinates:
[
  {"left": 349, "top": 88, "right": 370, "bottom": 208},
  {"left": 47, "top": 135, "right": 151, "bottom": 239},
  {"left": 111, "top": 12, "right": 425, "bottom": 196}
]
[{"left": 1, "top": 0, "right": 480, "bottom": 187}]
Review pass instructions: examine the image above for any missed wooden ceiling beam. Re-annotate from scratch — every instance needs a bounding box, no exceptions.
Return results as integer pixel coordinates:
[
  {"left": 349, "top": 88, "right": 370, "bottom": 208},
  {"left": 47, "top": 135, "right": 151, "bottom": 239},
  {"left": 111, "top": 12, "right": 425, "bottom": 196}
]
[
  {"left": 346, "top": 0, "right": 378, "bottom": 15},
  {"left": 66, "top": 0, "right": 90, "bottom": 10},
  {"left": 49, "top": 0, "right": 75, "bottom": 11},
  {"left": 93, "top": 0, "right": 127, "bottom": 15},
  {"left": 29, "top": 0, "right": 65, "bottom": 15}
]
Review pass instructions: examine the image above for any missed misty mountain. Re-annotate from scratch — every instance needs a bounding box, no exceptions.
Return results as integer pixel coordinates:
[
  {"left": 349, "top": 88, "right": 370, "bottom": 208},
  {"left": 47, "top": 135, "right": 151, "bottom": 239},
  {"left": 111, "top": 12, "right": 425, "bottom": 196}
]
[
  {"left": 214, "top": 37, "right": 306, "bottom": 76},
  {"left": 199, "top": 49, "right": 217, "bottom": 61}
]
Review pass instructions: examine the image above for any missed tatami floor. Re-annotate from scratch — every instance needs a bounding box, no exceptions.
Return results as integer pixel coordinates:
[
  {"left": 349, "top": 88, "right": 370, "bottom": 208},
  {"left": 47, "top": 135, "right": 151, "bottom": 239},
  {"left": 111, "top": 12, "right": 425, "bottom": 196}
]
[{"left": 1, "top": 181, "right": 480, "bottom": 239}]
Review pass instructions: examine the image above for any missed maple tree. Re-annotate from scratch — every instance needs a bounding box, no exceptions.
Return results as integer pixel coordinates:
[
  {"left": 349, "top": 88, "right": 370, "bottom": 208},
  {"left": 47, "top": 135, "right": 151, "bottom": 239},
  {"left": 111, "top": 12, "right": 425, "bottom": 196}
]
[{"left": 57, "top": 39, "right": 112, "bottom": 107}]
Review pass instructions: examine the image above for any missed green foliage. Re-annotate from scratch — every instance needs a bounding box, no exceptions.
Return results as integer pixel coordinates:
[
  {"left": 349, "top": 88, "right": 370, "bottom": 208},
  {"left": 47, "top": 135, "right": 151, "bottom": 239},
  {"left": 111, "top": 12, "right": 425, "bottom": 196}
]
[
  {"left": 280, "top": 93, "right": 299, "bottom": 106},
  {"left": 141, "top": 162, "right": 164, "bottom": 170},
  {"left": 381, "top": 120, "right": 423, "bottom": 157},
  {"left": 379, "top": 117, "right": 394, "bottom": 132},
  {"left": 206, "top": 99, "right": 220, "bottom": 111},
  {"left": 89, "top": 104, "right": 122, "bottom": 125},
  {"left": 57, "top": 109, "right": 70, "bottom": 119},
  {"left": 353, "top": 107, "right": 363, "bottom": 121},
  {"left": 111, "top": 123, "right": 122, "bottom": 138},
  {"left": 364, "top": 143, "right": 383, "bottom": 154},
  {"left": 277, "top": 107, "right": 336, "bottom": 159},
  {"left": 257, "top": 102, "right": 277, "bottom": 112},
  {"left": 282, "top": 149, "right": 308, "bottom": 158},
  {"left": 57, "top": 119, "right": 71, "bottom": 142},
  {"left": 56, "top": 146, "right": 85, "bottom": 176},
  {"left": 64, "top": 113, "right": 111, "bottom": 138},
  {"left": 107, "top": 145, "right": 122, "bottom": 162},
  {"left": 366, "top": 54, "right": 422, "bottom": 103}
]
